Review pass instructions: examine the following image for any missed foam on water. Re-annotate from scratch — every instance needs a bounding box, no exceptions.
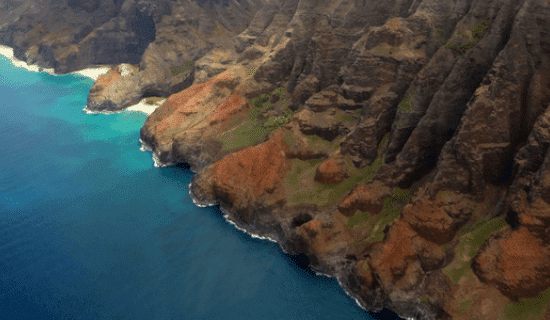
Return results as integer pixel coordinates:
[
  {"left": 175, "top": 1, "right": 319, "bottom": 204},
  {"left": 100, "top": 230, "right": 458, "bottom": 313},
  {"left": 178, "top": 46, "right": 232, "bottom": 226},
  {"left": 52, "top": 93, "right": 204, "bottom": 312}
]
[
  {"left": 0, "top": 45, "right": 110, "bottom": 80},
  {"left": 0, "top": 45, "right": 401, "bottom": 320}
]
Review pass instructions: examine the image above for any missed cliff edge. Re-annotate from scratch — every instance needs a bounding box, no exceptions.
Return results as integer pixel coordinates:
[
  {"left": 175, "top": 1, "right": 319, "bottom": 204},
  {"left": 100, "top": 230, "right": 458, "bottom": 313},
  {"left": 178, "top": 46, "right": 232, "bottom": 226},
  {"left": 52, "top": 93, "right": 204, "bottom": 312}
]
[{"left": 4, "top": 0, "right": 550, "bottom": 319}]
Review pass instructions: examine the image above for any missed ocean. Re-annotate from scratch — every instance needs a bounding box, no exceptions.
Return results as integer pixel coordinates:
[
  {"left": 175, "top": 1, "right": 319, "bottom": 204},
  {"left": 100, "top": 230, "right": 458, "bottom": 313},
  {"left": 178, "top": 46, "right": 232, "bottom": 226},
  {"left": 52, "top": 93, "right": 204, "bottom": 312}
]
[{"left": 0, "top": 52, "right": 399, "bottom": 320}]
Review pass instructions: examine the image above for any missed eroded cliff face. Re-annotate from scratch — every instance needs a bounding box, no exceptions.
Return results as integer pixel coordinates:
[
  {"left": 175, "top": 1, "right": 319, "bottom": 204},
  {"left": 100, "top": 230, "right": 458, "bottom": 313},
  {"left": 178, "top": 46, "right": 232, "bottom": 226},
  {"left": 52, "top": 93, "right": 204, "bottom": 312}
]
[
  {"left": 6, "top": 0, "right": 550, "bottom": 319},
  {"left": 0, "top": 0, "right": 262, "bottom": 75}
]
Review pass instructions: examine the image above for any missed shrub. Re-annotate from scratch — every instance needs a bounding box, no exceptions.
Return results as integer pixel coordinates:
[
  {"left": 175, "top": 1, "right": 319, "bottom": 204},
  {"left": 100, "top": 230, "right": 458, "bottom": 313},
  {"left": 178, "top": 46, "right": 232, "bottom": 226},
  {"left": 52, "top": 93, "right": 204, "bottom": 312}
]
[
  {"left": 398, "top": 89, "right": 416, "bottom": 112},
  {"left": 434, "top": 28, "right": 445, "bottom": 40},
  {"left": 442, "top": 17, "right": 491, "bottom": 54},
  {"left": 171, "top": 62, "right": 194, "bottom": 77}
]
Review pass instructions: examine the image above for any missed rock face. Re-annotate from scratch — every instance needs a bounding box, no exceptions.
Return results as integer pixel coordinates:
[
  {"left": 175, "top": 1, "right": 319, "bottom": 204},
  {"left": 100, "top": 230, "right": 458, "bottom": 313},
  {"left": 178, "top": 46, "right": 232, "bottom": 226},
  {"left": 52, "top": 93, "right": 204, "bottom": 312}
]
[
  {"left": 87, "top": 64, "right": 142, "bottom": 111},
  {"left": 0, "top": 0, "right": 264, "bottom": 107},
  {"left": 6, "top": 0, "right": 550, "bottom": 319},
  {"left": 0, "top": 0, "right": 167, "bottom": 73}
]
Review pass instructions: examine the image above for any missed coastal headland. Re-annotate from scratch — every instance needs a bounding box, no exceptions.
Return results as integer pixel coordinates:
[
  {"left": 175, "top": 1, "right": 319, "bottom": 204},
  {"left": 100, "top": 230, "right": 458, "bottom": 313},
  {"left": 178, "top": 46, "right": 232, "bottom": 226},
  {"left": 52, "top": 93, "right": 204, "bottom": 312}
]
[{"left": 3, "top": 0, "right": 550, "bottom": 319}]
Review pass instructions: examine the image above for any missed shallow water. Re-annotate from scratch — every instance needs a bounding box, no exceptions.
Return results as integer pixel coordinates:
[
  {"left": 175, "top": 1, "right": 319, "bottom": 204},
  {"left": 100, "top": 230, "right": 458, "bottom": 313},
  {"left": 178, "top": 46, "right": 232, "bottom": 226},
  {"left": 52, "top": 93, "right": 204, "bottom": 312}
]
[{"left": 0, "top": 55, "right": 400, "bottom": 319}]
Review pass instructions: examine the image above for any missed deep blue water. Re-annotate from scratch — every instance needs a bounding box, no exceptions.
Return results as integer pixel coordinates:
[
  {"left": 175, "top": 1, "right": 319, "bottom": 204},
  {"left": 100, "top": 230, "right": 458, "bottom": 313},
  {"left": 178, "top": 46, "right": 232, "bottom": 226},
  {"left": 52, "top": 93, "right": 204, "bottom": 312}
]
[{"left": 0, "top": 56, "right": 400, "bottom": 320}]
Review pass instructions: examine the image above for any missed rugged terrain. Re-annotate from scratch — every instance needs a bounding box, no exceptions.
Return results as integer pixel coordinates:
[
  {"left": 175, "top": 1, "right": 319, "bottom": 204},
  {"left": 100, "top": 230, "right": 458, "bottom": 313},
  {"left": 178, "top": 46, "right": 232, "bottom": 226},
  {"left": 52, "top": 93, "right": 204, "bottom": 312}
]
[{"left": 3, "top": 0, "right": 550, "bottom": 319}]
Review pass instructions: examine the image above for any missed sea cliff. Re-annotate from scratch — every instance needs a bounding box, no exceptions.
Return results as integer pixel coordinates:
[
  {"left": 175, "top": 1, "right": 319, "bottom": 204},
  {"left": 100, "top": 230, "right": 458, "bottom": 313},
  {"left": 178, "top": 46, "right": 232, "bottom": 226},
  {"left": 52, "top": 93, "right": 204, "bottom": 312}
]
[{"left": 3, "top": 0, "right": 550, "bottom": 319}]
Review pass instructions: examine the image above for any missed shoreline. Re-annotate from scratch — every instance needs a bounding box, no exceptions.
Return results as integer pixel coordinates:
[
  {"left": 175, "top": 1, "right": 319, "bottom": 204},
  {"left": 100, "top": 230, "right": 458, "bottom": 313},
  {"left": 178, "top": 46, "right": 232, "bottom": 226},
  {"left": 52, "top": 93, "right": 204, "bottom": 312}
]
[
  {"left": 139, "top": 138, "right": 175, "bottom": 168},
  {"left": 0, "top": 45, "right": 110, "bottom": 81},
  {"left": 187, "top": 179, "right": 414, "bottom": 320},
  {"left": 82, "top": 97, "right": 166, "bottom": 117},
  {"left": 0, "top": 43, "right": 410, "bottom": 319}
]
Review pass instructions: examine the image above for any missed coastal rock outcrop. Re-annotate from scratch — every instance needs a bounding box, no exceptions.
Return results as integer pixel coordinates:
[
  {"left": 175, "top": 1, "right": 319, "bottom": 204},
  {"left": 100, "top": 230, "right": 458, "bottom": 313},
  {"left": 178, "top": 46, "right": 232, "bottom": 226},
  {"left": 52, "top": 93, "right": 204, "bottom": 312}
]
[
  {"left": 140, "top": 67, "right": 256, "bottom": 171},
  {"left": 87, "top": 64, "right": 141, "bottom": 112}
]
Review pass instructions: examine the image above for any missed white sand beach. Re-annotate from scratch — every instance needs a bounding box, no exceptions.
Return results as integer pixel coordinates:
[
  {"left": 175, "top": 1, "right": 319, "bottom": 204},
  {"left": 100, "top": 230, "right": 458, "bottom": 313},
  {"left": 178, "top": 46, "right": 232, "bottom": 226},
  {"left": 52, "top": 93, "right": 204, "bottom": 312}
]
[
  {"left": 1, "top": 44, "right": 165, "bottom": 116},
  {"left": 0, "top": 45, "right": 56, "bottom": 75},
  {"left": 70, "top": 67, "right": 111, "bottom": 81},
  {"left": 126, "top": 98, "right": 167, "bottom": 115},
  {"left": 0, "top": 45, "right": 110, "bottom": 81}
]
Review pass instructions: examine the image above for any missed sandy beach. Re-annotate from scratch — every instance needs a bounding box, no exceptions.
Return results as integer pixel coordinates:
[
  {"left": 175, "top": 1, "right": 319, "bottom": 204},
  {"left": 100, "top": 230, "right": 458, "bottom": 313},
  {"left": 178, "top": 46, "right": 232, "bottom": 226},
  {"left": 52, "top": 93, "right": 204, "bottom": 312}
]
[
  {"left": 0, "top": 45, "right": 110, "bottom": 81},
  {"left": 126, "top": 98, "right": 166, "bottom": 115},
  {"left": 0, "top": 45, "right": 164, "bottom": 116}
]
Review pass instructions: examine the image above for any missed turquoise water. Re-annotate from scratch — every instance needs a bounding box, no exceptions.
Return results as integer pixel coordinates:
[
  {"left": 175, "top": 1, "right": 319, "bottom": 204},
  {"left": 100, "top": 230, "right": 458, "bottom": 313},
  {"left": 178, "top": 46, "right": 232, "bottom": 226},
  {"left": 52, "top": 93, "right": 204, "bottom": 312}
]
[{"left": 0, "top": 55, "right": 400, "bottom": 320}]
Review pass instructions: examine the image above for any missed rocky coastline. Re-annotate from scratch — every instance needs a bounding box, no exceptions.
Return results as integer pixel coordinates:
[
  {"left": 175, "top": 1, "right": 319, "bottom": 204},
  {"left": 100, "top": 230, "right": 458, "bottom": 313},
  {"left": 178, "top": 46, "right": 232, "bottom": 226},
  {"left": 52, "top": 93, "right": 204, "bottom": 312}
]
[{"left": 3, "top": 0, "right": 550, "bottom": 319}]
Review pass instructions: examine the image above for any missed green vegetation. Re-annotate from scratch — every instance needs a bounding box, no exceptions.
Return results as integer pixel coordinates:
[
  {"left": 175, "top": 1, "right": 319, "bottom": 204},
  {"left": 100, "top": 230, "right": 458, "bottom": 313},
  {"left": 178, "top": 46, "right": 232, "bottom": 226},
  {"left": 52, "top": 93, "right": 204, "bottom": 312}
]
[
  {"left": 435, "top": 28, "right": 445, "bottom": 40},
  {"left": 304, "top": 133, "right": 341, "bottom": 153},
  {"left": 443, "top": 17, "right": 491, "bottom": 54},
  {"left": 347, "top": 184, "right": 416, "bottom": 246},
  {"left": 458, "top": 297, "right": 474, "bottom": 314},
  {"left": 456, "top": 55, "right": 462, "bottom": 61},
  {"left": 131, "top": 64, "right": 140, "bottom": 71},
  {"left": 247, "top": 66, "right": 257, "bottom": 76},
  {"left": 216, "top": 86, "right": 288, "bottom": 151},
  {"left": 398, "top": 89, "right": 416, "bottom": 112},
  {"left": 346, "top": 210, "right": 371, "bottom": 229},
  {"left": 171, "top": 62, "right": 194, "bottom": 77},
  {"left": 334, "top": 110, "right": 358, "bottom": 123},
  {"left": 421, "top": 295, "right": 429, "bottom": 306},
  {"left": 455, "top": 203, "right": 492, "bottom": 238},
  {"left": 287, "top": 134, "right": 390, "bottom": 207},
  {"left": 283, "top": 130, "right": 342, "bottom": 155},
  {"left": 442, "top": 217, "right": 507, "bottom": 284},
  {"left": 272, "top": 86, "right": 286, "bottom": 104},
  {"left": 372, "top": 43, "right": 401, "bottom": 56},
  {"left": 365, "top": 187, "right": 414, "bottom": 242},
  {"left": 499, "top": 287, "right": 550, "bottom": 320},
  {"left": 471, "top": 16, "right": 492, "bottom": 38},
  {"left": 261, "top": 107, "right": 293, "bottom": 131}
]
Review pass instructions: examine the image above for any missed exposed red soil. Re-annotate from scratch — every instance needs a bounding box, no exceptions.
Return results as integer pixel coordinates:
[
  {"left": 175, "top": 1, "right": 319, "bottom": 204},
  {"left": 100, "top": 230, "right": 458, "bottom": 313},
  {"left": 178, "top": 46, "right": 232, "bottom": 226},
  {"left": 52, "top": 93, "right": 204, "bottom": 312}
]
[
  {"left": 314, "top": 155, "right": 349, "bottom": 184},
  {"left": 499, "top": 228, "right": 549, "bottom": 297},
  {"left": 371, "top": 220, "right": 419, "bottom": 287},
  {"left": 154, "top": 71, "right": 236, "bottom": 134},
  {"left": 201, "top": 93, "right": 247, "bottom": 127},
  {"left": 297, "top": 214, "right": 354, "bottom": 258},
  {"left": 95, "top": 69, "right": 120, "bottom": 88},
  {"left": 402, "top": 198, "right": 461, "bottom": 245},
  {"left": 211, "top": 129, "right": 291, "bottom": 203},
  {"left": 338, "top": 181, "right": 392, "bottom": 217},
  {"left": 474, "top": 227, "right": 550, "bottom": 298}
]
